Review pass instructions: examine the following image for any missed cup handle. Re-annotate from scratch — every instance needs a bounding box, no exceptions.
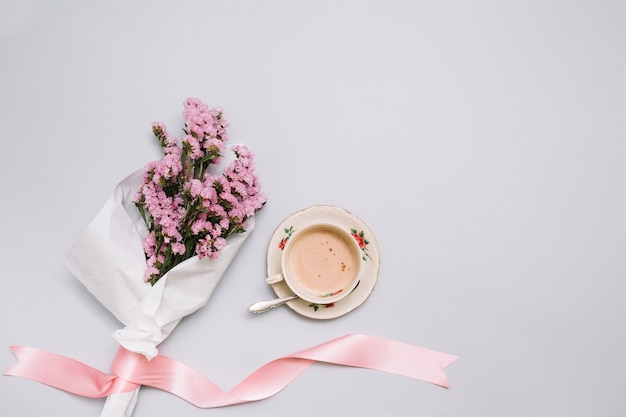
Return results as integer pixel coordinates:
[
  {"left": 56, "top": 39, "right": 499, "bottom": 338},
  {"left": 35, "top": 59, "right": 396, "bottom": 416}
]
[{"left": 265, "top": 273, "right": 284, "bottom": 285}]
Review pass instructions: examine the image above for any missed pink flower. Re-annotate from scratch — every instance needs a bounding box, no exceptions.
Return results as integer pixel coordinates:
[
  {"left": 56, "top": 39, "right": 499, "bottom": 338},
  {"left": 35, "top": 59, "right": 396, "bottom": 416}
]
[
  {"left": 200, "top": 180, "right": 217, "bottom": 202},
  {"left": 209, "top": 224, "right": 222, "bottom": 239},
  {"left": 195, "top": 238, "right": 213, "bottom": 259},
  {"left": 191, "top": 217, "right": 210, "bottom": 235},
  {"left": 185, "top": 179, "right": 203, "bottom": 198},
  {"left": 142, "top": 232, "right": 157, "bottom": 257},
  {"left": 171, "top": 242, "right": 186, "bottom": 255},
  {"left": 214, "top": 237, "right": 227, "bottom": 250},
  {"left": 155, "top": 154, "right": 182, "bottom": 180},
  {"left": 183, "top": 135, "right": 203, "bottom": 160},
  {"left": 144, "top": 266, "right": 160, "bottom": 282}
]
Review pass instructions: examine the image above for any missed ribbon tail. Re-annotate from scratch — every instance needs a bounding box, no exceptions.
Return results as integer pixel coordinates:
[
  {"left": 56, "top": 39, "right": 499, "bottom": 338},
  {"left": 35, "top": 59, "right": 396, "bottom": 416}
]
[
  {"left": 5, "top": 346, "right": 138, "bottom": 398},
  {"left": 289, "top": 334, "right": 458, "bottom": 388}
]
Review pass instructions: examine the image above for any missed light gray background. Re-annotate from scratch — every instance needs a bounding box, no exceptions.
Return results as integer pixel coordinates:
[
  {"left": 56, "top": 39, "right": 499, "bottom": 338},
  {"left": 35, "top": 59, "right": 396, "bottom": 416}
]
[{"left": 1, "top": 1, "right": 625, "bottom": 416}]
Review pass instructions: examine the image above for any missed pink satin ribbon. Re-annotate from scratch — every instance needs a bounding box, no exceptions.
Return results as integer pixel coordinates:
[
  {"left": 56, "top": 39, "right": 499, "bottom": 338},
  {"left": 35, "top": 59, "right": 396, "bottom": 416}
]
[{"left": 5, "top": 334, "right": 457, "bottom": 407}]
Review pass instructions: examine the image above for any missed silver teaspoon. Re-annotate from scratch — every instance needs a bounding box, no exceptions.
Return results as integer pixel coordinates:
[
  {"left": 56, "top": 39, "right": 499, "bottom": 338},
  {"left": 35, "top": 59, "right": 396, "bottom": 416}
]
[{"left": 247, "top": 295, "right": 299, "bottom": 314}]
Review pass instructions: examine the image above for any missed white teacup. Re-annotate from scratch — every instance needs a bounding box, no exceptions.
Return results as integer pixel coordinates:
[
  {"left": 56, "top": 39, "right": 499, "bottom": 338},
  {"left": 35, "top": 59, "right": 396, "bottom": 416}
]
[{"left": 266, "top": 223, "right": 362, "bottom": 304}]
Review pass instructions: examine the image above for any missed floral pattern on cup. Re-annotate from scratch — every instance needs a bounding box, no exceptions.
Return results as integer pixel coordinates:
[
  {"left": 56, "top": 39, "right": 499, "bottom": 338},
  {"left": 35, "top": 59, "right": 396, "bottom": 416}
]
[
  {"left": 319, "top": 289, "right": 343, "bottom": 298},
  {"left": 307, "top": 289, "right": 343, "bottom": 311}
]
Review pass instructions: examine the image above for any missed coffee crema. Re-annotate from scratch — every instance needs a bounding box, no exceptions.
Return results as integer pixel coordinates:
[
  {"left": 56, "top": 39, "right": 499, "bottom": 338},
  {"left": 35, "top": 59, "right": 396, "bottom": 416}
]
[{"left": 287, "top": 227, "right": 358, "bottom": 295}]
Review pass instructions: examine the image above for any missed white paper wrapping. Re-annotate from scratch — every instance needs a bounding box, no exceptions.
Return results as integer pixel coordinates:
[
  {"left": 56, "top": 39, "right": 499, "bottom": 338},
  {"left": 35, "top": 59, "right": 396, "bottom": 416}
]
[
  {"left": 65, "top": 153, "right": 253, "bottom": 355},
  {"left": 63, "top": 147, "right": 255, "bottom": 416}
]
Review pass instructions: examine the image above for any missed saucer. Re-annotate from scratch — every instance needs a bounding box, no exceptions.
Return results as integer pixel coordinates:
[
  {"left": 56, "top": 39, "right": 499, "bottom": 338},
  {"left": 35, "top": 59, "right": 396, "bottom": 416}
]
[{"left": 266, "top": 205, "right": 380, "bottom": 319}]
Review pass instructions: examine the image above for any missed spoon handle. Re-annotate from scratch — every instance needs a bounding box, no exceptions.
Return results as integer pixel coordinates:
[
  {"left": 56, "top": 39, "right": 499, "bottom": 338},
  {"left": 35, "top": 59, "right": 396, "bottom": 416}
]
[{"left": 247, "top": 295, "right": 298, "bottom": 314}]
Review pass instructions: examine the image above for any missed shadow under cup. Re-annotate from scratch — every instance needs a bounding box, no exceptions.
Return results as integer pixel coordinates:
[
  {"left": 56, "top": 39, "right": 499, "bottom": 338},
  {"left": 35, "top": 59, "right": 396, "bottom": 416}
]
[{"left": 282, "top": 224, "right": 361, "bottom": 304}]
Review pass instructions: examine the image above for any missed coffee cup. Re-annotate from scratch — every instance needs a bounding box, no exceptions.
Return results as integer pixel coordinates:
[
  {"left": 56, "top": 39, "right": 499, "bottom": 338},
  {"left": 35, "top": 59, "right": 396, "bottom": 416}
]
[{"left": 266, "top": 223, "right": 362, "bottom": 304}]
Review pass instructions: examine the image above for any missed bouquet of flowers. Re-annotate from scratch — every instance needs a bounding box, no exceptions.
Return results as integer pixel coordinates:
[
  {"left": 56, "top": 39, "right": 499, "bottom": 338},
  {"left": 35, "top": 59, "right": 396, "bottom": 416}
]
[
  {"left": 136, "top": 99, "right": 266, "bottom": 285},
  {"left": 64, "top": 98, "right": 265, "bottom": 416}
]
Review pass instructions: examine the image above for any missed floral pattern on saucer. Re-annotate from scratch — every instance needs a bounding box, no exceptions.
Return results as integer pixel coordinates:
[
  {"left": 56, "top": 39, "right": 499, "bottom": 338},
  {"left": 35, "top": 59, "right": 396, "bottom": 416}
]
[
  {"left": 308, "top": 302, "right": 335, "bottom": 312},
  {"left": 278, "top": 226, "right": 294, "bottom": 250},
  {"left": 350, "top": 229, "right": 372, "bottom": 261}
]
